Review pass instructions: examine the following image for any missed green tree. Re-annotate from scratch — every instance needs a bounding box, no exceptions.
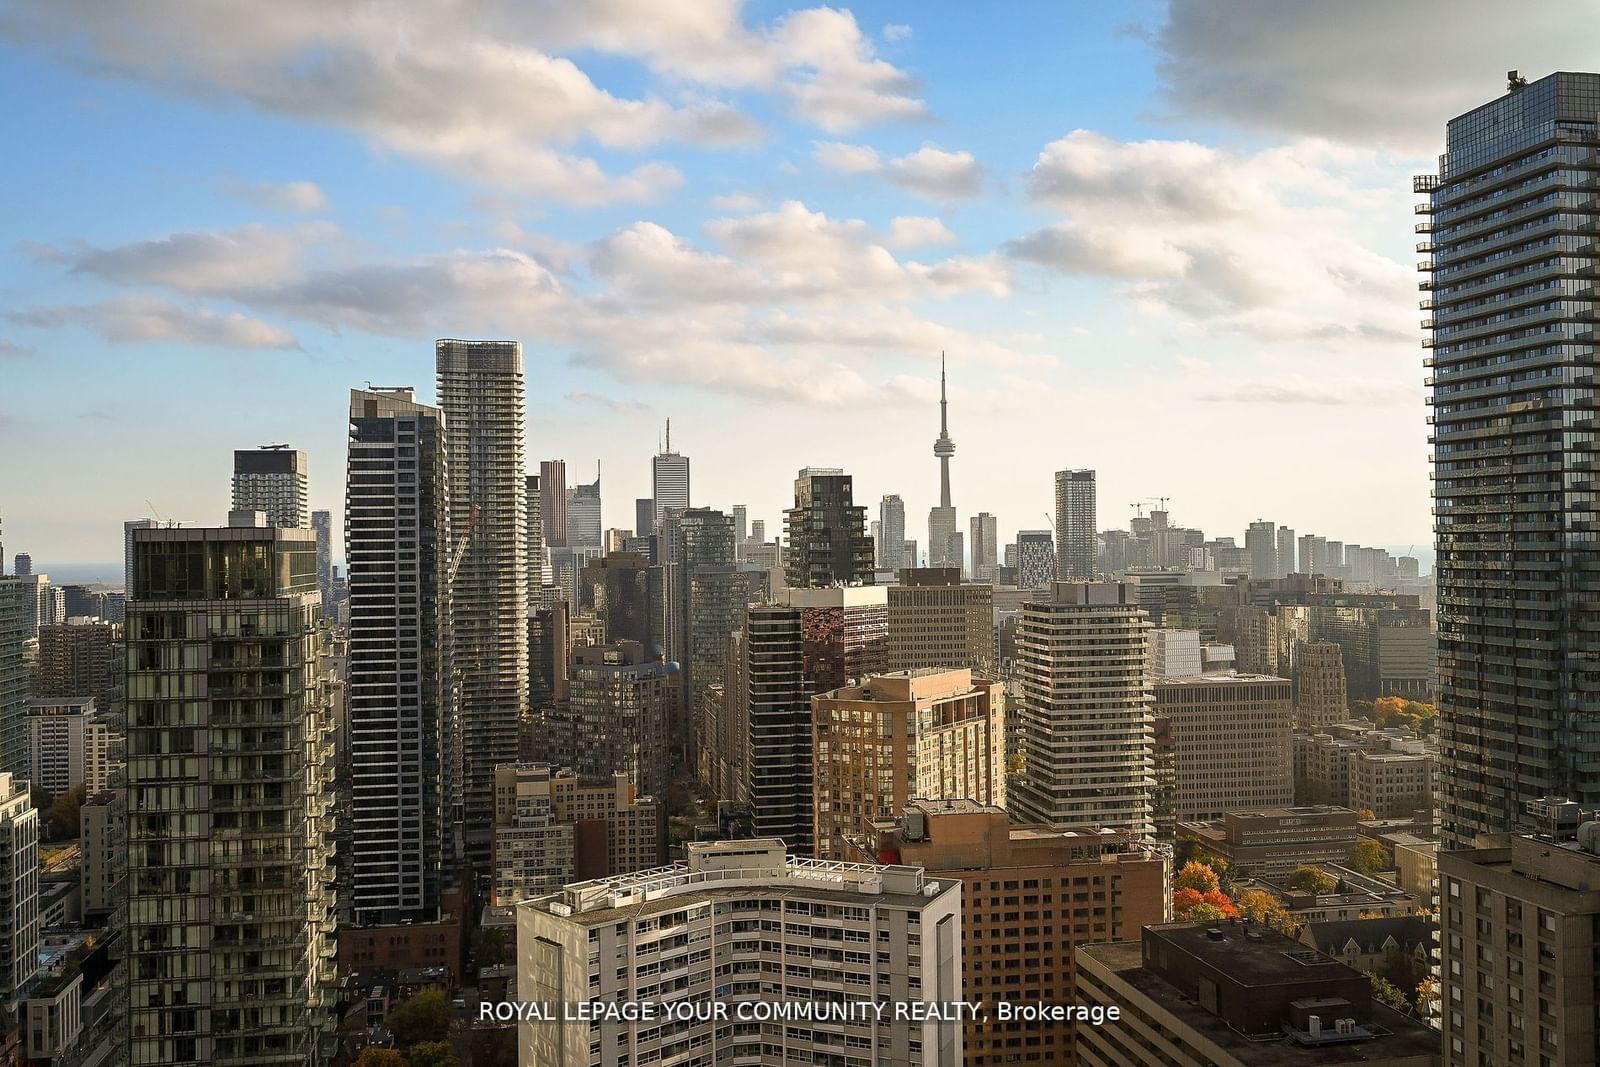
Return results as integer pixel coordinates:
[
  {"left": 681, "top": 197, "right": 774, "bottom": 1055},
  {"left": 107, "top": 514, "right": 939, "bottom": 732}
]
[
  {"left": 47, "top": 784, "right": 87, "bottom": 842},
  {"left": 1286, "top": 866, "right": 1338, "bottom": 894},
  {"left": 1369, "top": 973, "right": 1410, "bottom": 1012},
  {"left": 406, "top": 1041, "right": 460, "bottom": 1067},
  {"left": 478, "top": 926, "right": 510, "bottom": 968},
  {"left": 467, "top": 1029, "right": 517, "bottom": 1067},
  {"left": 1346, "top": 839, "right": 1393, "bottom": 875},
  {"left": 356, "top": 1050, "right": 406, "bottom": 1067},
  {"left": 389, "top": 989, "right": 452, "bottom": 1048}
]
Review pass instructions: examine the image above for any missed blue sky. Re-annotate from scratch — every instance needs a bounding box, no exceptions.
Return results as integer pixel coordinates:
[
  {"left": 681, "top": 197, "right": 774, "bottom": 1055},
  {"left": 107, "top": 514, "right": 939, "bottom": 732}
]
[{"left": 0, "top": 0, "right": 1589, "bottom": 570}]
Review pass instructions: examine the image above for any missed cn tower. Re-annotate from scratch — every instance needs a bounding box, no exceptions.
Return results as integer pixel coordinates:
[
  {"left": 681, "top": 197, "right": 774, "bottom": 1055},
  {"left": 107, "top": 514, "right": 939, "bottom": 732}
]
[{"left": 933, "top": 352, "right": 955, "bottom": 508}]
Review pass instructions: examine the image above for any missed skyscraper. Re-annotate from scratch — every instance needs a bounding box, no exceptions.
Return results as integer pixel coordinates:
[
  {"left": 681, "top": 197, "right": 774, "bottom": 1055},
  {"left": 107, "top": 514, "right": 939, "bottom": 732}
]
[
  {"left": 887, "top": 568, "right": 993, "bottom": 673},
  {"left": 929, "top": 354, "right": 961, "bottom": 570},
  {"left": 125, "top": 518, "right": 337, "bottom": 1066},
  {"left": 525, "top": 474, "right": 549, "bottom": 593},
  {"left": 651, "top": 419, "right": 690, "bottom": 529},
  {"left": 0, "top": 580, "right": 27, "bottom": 778},
  {"left": 634, "top": 497, "right": 655, "bottom": 540},
  {"left": 731, "top": 503, "right": 747, "bottom": 543},
  {"left": 346, "top": 387, "right": 451, "bottom": 924},
  {"left": 565, "top": 465, "right": 602, "bottom": 548},
  {"left": 0, "top": 773, "right": 38, "bottom": 1003},
  {"left": 11, "top": 554, "right": 29, "bottom": 577},
  {"left": 1245, "top": 519, "right": 1277, "bottom": 580},
  {"left": 1275, "top": 525, "right": 1296, "bottom": 577},
  {"left": 540, "top": 459, "right": 567, "bottom": 549},
  {"left": 123, "top": 518, "right": 160, "bottom": 589},
  {"left": 1009, "top": 582, "right": 1153, "bottom": 837},
  {"left": 1423, "top": 72, "right": 1600, "bottom": 846},
  {"left": 231, "top": 445, "right": 309, "bottom": 528},
  {"left": 784, "top": 468, "right": 874, "bottom": 588},
  {"left": 311, "top": 508, "right": 333, "bottom": 615},
  {"left": 1298, "top": 533, "right": 1327, "bottom": 577},
  {"left": 743, "top": 604, "right": 808, "bottom": 847},
  {"left": 1016, "top": 529, "right": 1056, "bottom": 590},
  {"left": 436, "top": 338, "right": 529, "bottom": 872},
  {"left": 878, "top": 493, "right": 906, "bottom": 573},
  {"left": 568, "top": 642, "right": 677, "bottom": 802},
  {"left": 970, "top": 511, "right": 998, "bottom": 582},
  {"left": 1054, "top": 469, "right": 1096, "bottom": 580}
]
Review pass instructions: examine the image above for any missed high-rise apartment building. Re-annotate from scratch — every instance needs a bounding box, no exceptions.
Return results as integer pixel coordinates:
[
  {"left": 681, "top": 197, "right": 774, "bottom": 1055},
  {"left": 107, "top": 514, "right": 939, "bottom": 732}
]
[
  {"left": 813, "top": 668, "right": 1006, "bottom": 858},
  {"left": 783, "top": 467, "right": 874, "bottom": 587},
  {"left": 568, "top": 642, "right": 677, "bottom": 802},
  {"left": 887, "top": 567, "right": 993, "bottom": 673},
  {"left": 231, "top": 445, "right": 309, "bottom": 528},
  {"left": 34, "top": 620, "right": 120, "bottom": 706},
  {"left": 28, "top": 696, "right": 122, "bottom": 796},
  {"left": 1010, "top": 582, "right": 1153, "bottom": 837},
  {"left": 651, "top": 420, "right": 690, "bottom": 529},
  {"left": 1146, "top": 627, "right": 1203, "bottom": 678},
  {"left": 1245, "top": 519, "right": 1277, "bottom": 580},
  {"left": 565, "top": 467, "right": 602, "bottom": 549},
  {"left": 81, "top": 788, "right": 122, "bottom": 916},
  {"left": 0, "top": 579, "right": 30, "bottom": 778},
  {"left": 878, "top": 494, "right": 906, "bottom": 572},
  {"left": 125, "top": 519, "right": 337, "bottom": 1066},
  {"left": 969, "top": 511, "right": 999, "bottom": 582},
  {"left": 517, "top": 839, "right": 963, "bottom": 1067},
  {"left": 1423, "top": 71, "right": 1600, "bottom": 847},
  {"left": 742, "top": 604, "right": 808, "bottom": 847},
  {"left": 525, "top": 474, "right": 549, "bottom": 592},
  {"left": 437, "top": 339, "right": 529, "bottom": 872},
  {"left": 539, "top": 459, "right": 567, "bottom": 548},
  {"left": 311, "top": 509, "right": 333, "bottom": 615},
  {"left": 1294, "top": 642, "right": 1349, "bottom": 729},
  {"left": 879, "top": 800, "right": 1170, "bottom": 1067},
  {"left": 345, "top": 386, "right": 452, "bottom": 923},
  {"left": 1054, "top": 469, "right": 1096, "bottom": 580},
  {"left": 1016, "top": 528, "right": 1056, "bottom": 590},
  {"left": 1152, "top": 674, "right": 1293, "bottom": 823},
  {"left": 123, "top": 518, "right": 160, "bottom": 589},
  {"left": 1298, "top": 533, "right": 1328, "bottom": 577},
  {"left": 11, "top": 554, "right": 29, "bottom": 577},
  {"left": 1276, "top": 525, "right": 1296, "bottom": 577},
  {"left": 0, "top": 772, "right": 38, "bottom": 1002},
  {"left": 1439, "top": 808, "right": 1600, "bottom": 1067}
]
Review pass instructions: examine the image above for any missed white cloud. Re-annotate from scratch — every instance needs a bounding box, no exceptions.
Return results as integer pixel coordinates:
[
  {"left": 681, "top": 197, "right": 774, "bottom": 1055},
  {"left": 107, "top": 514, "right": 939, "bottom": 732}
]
[
  {"left": 886, "top": 216, "right": 955, "bottom": 247},
  {"left": 883, "top": 24, "right": 913, "bottom": 43},
  {"left": 708, "top": 191, "right": 761, "bottom": 212},
  {"left": 9, "top": 297, "right": 298, "bottom": 348},
  {"left": 815, "top": 141, "right": 981, "bottom": 198},
  {"left": 1148, "top": 1, "right": 1585, "bottom": 152},
  {"left": 224, "top": 179, "right": 330, "bottom": 213},
  {"left": 41, "top": 223, "right": 334, "bottom": 294},
  {"left": 774, "top": 8, "right": 927, "bottom": 131}
]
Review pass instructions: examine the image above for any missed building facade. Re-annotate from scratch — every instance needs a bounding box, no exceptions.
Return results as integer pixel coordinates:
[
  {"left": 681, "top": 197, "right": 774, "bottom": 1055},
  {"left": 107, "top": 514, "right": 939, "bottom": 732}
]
[
  {"left": 650, "top": 423, "right": 690, "bottom": 529},
  {"left": 568, "top": 642, "right": 677, "bottom": 803},
  {"left": 1015, "top": 529, "right": 1056, "bottom": 591},
  {"left": 1054, "top": 470, "right": 1096, "bottom": 580},
  {"left": 540, "top": 459, "right": 567, "bottom": 549},
  {"left": 0, "top": 772, "right": 38, "bottom": 1002},
  {"left": 1153, "top": 674, "right": 1293, "bottom": 823},
  {"left": 878, "top": 494, "right": 906, "bottom": 573},
  {"left": 1294, "top": 641, "right": 1349, "bottom": 729},
  {"left": 0, "top": 579, "right": 26, "bottom": 778},
  {"left": 887, "top": 568, "right": 993, "bottom": 674},
  {"left": 27, "top": 696, "right": 122, "bottom": 796},
  {"left": 969, "top": 512, "right": 998, "bottom": 582},
  {"left": 231, "top": 445, "right": 309, "bottom": 528},
  {"left": 1178, "top": 806, "right": 1362, "bottom": 878},
  {"left": 784, "top": 468, "right": 874, "bottom": 588}
]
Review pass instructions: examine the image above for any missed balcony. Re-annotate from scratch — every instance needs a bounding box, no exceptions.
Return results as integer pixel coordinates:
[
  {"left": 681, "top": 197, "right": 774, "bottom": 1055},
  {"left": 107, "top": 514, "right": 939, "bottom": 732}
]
[{"left": 1414, "top": 175, "right": 1440, "bottom": 193}]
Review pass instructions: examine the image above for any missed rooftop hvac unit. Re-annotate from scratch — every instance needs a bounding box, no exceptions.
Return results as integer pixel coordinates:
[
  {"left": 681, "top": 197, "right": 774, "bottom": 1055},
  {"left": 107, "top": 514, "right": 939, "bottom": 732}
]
[
  {"left": 1307, "top": 1015, "right": 1321, "bottom": 1036},
  {"left": 1336, "top": 1018, "right": 1357, "bottom": 1034}
]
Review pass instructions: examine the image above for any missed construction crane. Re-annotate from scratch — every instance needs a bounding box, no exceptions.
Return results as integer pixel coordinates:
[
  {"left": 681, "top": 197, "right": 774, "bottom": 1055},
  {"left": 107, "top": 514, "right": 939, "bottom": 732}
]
[{"left": 446, "top": 505, "right": 481, "bottom": 586}]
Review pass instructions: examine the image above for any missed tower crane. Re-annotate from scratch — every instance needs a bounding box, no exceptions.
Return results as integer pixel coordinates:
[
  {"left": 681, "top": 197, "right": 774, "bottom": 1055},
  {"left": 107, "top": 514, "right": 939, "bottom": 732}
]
[{"left": 446, "top": 505, "right": 481, "bottom": 586}]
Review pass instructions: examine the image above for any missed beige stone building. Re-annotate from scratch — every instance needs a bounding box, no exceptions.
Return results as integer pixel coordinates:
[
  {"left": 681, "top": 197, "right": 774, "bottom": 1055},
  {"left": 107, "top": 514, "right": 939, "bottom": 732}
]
[
  {"left": 1351, "top": 750, "right": 1434, "bottom": 818},
  {"left": 1440, "top": 828, "right": 1600, "bottom": 1067},
  {"left": 887, "top": 567, "right": 994, "bottom": 672},
  {"left": 813, "top": 668, "right": 1005, "bottom": 859},
  {"left": 1294, "top": 640, "right": 1348, "bottom": 728},
  {"left": 1179, "top": 807, "right": 1363, "bottom": 877},
  {"left": 1153, "top": 674, "right": 1293, "bottom": 825},
  {"left": 876, "top": 800, "right": 1168, "bottom": 1067}
]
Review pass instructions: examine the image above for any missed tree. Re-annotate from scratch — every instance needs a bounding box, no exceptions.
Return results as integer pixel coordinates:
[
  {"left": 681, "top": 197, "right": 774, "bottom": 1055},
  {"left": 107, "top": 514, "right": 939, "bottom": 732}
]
[
  {"left": 389, "top": 989, "right": 452, "bottom": 1048},
  {"left": 1286, "top": 866, "right": 1338, "bottom": 895},
  {"left": 1173, "top": 861, "right": 1221, "bottom": 895},
  {"left": 478, "top": 926, "right": 510, "bottom": 968},
  {"left": 406, "top": 1042, "right": 460, "bottom": 1067},
  {"left": 356, "top": 1050, "right": 406, "bottom": 1067},
  {"left": 1369, "top": 973, "right": 1410, "bottom": 1012},
  {"left": 1346, "top": 839, "right": 1393, "bottom": 875},
  {"left": 1354, "top": 808, "right": 1377, "bottom": 821},
  {"left": 468, "top": 1029, "right": 517, "bottom": 1067},
  {"left": 1415, "top": 974, "right": 1440, "bottom": 1018},
  {"left": 1236, "top": 889, "right": 1289, "bottom": 929},
  {"left": 47, "top": 784, "right": 87, "bottom": 842},
  {"left": 1173, "top": 887, "right": 1239, "bottom": 921}
]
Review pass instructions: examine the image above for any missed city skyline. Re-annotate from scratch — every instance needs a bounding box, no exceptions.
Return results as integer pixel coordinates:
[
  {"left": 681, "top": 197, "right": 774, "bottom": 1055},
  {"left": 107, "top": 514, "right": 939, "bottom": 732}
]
[{"left": 8, "top": 4, "right": 1589, "bottom": 562}]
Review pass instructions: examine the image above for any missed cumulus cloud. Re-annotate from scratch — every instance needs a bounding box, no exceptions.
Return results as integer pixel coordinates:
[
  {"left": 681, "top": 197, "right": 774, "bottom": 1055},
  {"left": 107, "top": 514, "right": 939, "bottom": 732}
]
[
  {"left": 6, "top": 0, "right": 928, "bottom": 201},
  {"left": 883, "top": 24, "right": 913, "bottom": 43},
  {"left": 886, "top": 216, "right": 955, "bottom": 247},
  {"left": 709, "top": 191, "right": 761, "bottom": 212},
  {"left": 38, "top": 223, "right": 333, "bottom": 293},
  {"left": 1148, "top": 1, "right": 1582, "bottom": 151},
  {"left": 1007, "top": 130, "right": 1413, "bottom": 344},
  {"left": 814, "top": 141, "right": 981, "bottom": 198},
  {"left": 223, "top": 179, "right": 330, "bottom": 213},
  {"left": 9, "top": 297, "right": 298, "bottom": 348}
]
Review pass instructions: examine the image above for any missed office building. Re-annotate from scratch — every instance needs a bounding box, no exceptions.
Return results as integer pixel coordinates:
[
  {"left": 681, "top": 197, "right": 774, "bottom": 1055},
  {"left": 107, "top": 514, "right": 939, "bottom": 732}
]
[
  {"left": 813, "top": 668, "right": 1006, "bottom": 859},
  {"left": 1015, "top": 528, "right": 1056, "bottom": 590},
  {"left": 81, "top": 788, "right": 122, "bottom": 916},
  {"left": 969, "top": 511, "right": 999, "bottom": 582},
  {"left": 1422, "top": 72, "right": 1600, "bottom": 847},
  {"left": 1054, "top": 469, "right": 1096, "bottom": 580},
  {"left": 489, "top": 763, "right": 662, "bottom": 906},
  {"left": 1010, "top": 582, "right": 1154, "bottom": 837},
  {"left": 565, "top": 467, "right": 602, "bottom": 549},
  {"left": 124, "top": 519, "right": 337, "bottom": 1066},
  {"left": 1245, "top": 520, "right": 1277, "bottom": 580},
  {"left": 878, "top": 493, "right": 906, "bottom": 573},
  {"left": 437, "top": 339, "right": 529, "bottom": 873},
  {"left": 688, "top": 564, "right": 747, "bottom": 776},
  {"left": 1153, "top": 674, "right": 1293, "bottom": 824},
  {"left": 231, "top": 445, "right": 309, "bottom": 528},
  {"left": 651, "top": 420, "right": 690, "bottom": 529},
  {"left": 887, "top": 567, "right": 993, "bottom": 673},
  {"left": 568, "top": 642, "right": 677, "bottom": 802},
  {"left": 879, "top": 800, "right": 1169, "bottom": 1067},
  {"left": 345, "top": 386, "right": 452, "bottom": 922},
  {"left": 583, "top": 551, "right": 660, "bottom": 653},
  {"left": 1077, "top": 923, "right": 1442, "bottom": 1067},
  {"left": 741, "top": 604, "right": 808, "bottom": 848},
  {"left": 311, "top": 509, "right": 333, "bottom": 616},
  {"left": 517, "top": 839, "right": 963, "bottom": 1067},
  {"left": 0, "top": 579, "right": 29, "bottom": 779},
  {"left": 1276, "top": 525, "right": 1296, "bottom": 578},
  {"left": 27, "top": 697, "right": 122, "bottom": 796},
  {"left": 540, "top": 459, "right": 567, "bottom": 548},
  {"left": 1147, "top": 628, "right": 1203, "bottom": 678},
  {"left": 730, "top": 503, "right": 747, "bottom": 544},
  {"left": 1294, "top": 642, "right": 1349, "bottom": 729},
  {"left": 783, "top": 468, "right": 873, "bottom": 587},
  {"left": 0, "top": 772, "right": 38, "bottom": 1001},
  {"left": 34, "top": 620, "right": 120, "bottom": 707},
  {"left": 1179, "top": 807, "right": 1363, "bottom": 877},
  {"left": 1439, "top": 814, "right": 1600, "bottom": 1067},
  {"left": 1299, "top": 534, "right": 1328, "bottom": 577},
  {"left": 634, "top": 496, "right": 654, "bottom": 540}
]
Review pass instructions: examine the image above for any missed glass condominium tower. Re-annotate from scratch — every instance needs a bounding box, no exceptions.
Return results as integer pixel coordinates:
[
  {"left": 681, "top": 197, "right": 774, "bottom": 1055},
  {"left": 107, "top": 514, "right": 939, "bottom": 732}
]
[{"left": 1422, "top": 71, "right": 1600, "bottom": 846}]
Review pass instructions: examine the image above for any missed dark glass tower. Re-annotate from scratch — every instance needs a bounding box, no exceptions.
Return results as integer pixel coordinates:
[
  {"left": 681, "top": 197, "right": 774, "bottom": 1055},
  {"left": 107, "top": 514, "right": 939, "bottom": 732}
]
[
  {"left": 783, "top": 468, "right": 874, "bottom": 588},
  {"left": 1422, "top": 71, "right": 1600, "bottom": 846}
]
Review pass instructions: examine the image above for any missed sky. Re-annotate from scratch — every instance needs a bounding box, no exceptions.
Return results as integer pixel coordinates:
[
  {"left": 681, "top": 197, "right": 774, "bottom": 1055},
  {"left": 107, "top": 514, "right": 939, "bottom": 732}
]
[{"left": 0, "top": 0, "right": 1594, "bottom": 573}]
